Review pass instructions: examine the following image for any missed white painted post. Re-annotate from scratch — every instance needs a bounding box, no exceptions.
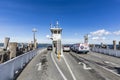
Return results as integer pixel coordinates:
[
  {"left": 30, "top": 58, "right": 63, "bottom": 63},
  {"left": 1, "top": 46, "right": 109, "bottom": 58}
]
[
  {"left": 10, "top": 61, "right": 15, "bottom": 79},
  {"left": 21, "top": 57, "right": 23, "bottom": 69}
]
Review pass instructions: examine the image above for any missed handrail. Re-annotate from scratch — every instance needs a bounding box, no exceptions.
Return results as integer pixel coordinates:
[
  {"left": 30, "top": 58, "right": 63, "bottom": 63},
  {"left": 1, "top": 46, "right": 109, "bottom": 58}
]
[
  {"left": 92, "top": 47, "right": 120, "bottom": 57},
  {"left": 0, "top": 48, "right": 46, "bottom": 80}
]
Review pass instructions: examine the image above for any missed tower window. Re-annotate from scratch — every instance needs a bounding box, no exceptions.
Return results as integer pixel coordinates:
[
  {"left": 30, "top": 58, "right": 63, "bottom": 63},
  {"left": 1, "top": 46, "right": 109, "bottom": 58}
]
[
  {"left": 54, "top": 30, "right": 57, "bottom": 34},
  {"left": 58, "top": 31, "right": 60, "bottom": 34}
]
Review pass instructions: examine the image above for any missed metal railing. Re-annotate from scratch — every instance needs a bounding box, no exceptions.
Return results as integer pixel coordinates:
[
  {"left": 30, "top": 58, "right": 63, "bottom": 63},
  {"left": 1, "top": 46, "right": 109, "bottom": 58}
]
[
  {"left": 0, "top": 48, "right": 46, "bottom": 80},
  {"left": 92, "top": 47, "right": 120, "bottom": 57}
]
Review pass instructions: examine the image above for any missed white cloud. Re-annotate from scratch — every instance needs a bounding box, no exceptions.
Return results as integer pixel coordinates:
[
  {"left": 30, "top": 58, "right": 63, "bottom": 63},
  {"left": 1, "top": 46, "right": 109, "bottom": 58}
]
[
  {"left": 113, "top": 30, "right": 120, "bottom": 35},
  {"left": 87, "top": 34, "right": 92, "bottom": 38},
  {"left": 92, "top": 37, "right": 99, "bottom": 40},
  {"left": 90, "top": 29, "right": 111, "bottom": 36},
  {"left": 92, "top": 36, "right": 106, "bottom": 40}
]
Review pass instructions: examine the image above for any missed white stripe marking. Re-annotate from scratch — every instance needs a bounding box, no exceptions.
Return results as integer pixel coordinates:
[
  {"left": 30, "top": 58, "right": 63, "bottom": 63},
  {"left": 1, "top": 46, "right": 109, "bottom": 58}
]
[
  {"left": 36, "top": 63, "right": 41, "bottom": 71},
  {"left": 82, "top": 63, "right": 92, "bottom": 70},
  {"left": 51, "top": 52, "right": 67, "bottom": 80},
  {"left": 78, "top": 62, "right": 82, "bottom": 64},
  {"left": 104, "top": 61, "right": 110, "bottom": 64},
  {"left": 104, "top": 61, "right": 120, "bottom": 67},
  {"left": 63, "top": 55, "right": 77, "bottom": 80},
  {"left": 99, "top": 66, "right": 120, "bottom": 77}
]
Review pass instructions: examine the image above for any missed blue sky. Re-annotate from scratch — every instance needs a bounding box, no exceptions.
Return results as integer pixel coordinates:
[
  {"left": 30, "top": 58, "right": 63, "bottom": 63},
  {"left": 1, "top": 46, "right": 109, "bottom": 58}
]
[{"left": 0, "top": 0, "right": 120, "bottom": 44}]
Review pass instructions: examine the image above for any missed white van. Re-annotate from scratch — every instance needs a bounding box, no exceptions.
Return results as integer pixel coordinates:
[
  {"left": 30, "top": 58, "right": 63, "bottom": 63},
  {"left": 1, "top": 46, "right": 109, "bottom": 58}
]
[{"left": 72, "top": 43, "right": 89, "bottom": 54}]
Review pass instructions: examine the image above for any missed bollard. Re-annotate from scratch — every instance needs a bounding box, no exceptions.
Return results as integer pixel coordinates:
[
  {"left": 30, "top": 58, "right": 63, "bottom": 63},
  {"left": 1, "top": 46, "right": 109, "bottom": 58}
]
[
  {"left": 28, "top": 43, "right": 33, "bottom": 51},
  {"left": 113, "top": 40, "right": 116, "bottom": 50},
  {"left": 9, "top": 42, "right": 17, "bottom": 59},
  {"left": 24, "top": 48, "right": 28, "bottom": 52},
  {"left": 0, "top": 54, "right": 3, "bottom": 63},
  {"left": 4, "top": 37, "right": 10, "bottom": 50},
  {"left": 57, "top": 51, "right": 61, "bottom": 60}
]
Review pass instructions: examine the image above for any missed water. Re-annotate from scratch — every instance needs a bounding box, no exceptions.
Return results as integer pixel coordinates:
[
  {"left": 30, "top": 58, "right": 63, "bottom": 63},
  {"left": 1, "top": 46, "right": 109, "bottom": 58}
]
[
  {"left": 95, "top": 44, "right": 120, "bottom": 49},
  {"left": 1, "top": 43, "right": 119, "bottom": 49},
  {"left": 0, "top": 43, "right": 50, "bottom": 48},
  {"left": 38, "top": 44, "right": 51, "bottom": 48},
  {"left": 0, "top": 43, "right": 4, "bottom": 47}
]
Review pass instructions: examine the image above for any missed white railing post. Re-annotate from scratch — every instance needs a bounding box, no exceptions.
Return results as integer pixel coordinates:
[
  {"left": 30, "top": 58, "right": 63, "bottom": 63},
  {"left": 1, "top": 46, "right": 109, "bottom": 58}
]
[
  {"left": 21, "top": 57, "right": 23, "bottom": 69},
  {"left": 26, "top": 54, "right": 28, "bottom": 63},
  {"left": 92, "top": 47, "right": 120, "bottom": 57},
  {"left": 10, "top": 61, "right": 15, "bottom": 80}
]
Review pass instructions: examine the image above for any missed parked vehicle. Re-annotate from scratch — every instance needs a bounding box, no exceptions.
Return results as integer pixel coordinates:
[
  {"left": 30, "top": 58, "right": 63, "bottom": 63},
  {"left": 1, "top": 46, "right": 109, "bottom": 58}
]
[
  {"left": 63, "top": 45, "right": 70, "bottom": 52},
  {"left": 70, "top": 45, "right": 75, "bottom": 51},
  {"left": 71, "top": 43, "right": 89, "bottom": 54},
  {"left": 47, "top": 45, "right": 52, "bottom": 50}
]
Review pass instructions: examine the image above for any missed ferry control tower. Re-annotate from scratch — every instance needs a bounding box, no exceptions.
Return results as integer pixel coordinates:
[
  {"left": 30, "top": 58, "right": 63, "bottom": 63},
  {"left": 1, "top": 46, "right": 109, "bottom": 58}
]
[{"left": 50, "top": 21, "right": 63, "bottom": 58}]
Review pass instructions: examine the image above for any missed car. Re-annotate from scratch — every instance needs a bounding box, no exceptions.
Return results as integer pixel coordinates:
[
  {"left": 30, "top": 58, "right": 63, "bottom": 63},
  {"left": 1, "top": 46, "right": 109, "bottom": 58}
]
[
  {"left": 70, "top": 45, "right": 75, "bottom": 51},
  {"left": 47, "top": 45, "right": 52, "bottom": 50},
  {"left": 63, "top": 45, "right": 70, "bottom": 52}
]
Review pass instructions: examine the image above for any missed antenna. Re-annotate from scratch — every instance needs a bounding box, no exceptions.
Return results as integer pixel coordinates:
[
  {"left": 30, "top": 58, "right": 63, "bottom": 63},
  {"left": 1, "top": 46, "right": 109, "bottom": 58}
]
[
  {"left": 56, "top": 20, "right": 59, "bottom": 28},
  {"left": 50, "top": 23, "right": 52, "bottom": 28}
]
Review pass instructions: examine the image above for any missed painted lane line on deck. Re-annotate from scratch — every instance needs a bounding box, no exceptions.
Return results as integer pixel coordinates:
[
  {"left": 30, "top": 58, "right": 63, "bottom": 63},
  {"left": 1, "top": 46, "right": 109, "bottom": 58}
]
[
  {"left": 63, "top": 54, "right": 77, "bottom": 80},
  {"left": 51, "top": 52, "right": 67, "bottom": 80},
  {"left": 82, "top": 63, "right": 92, "bottom": 70},
  {"left": 78, "top": 62, "right": 82, "bottom": 64},
  {"left": 78, "top": 62, "right": 92, "bottom": 70},
  {"left": 99, "top": 65, "right": 120, "bottom": 77},
  {"left": 104, "top": 61, "right": 120, "bottom": 67},
  {"left": 36, "top": 63, "right": 42, "bottom": 71}
]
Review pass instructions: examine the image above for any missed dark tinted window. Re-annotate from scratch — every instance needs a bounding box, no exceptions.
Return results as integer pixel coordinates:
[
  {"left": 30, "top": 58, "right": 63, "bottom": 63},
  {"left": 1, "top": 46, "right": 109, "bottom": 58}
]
[{"left": 54, "top": 30, "right": 57, "bottom": 34}]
